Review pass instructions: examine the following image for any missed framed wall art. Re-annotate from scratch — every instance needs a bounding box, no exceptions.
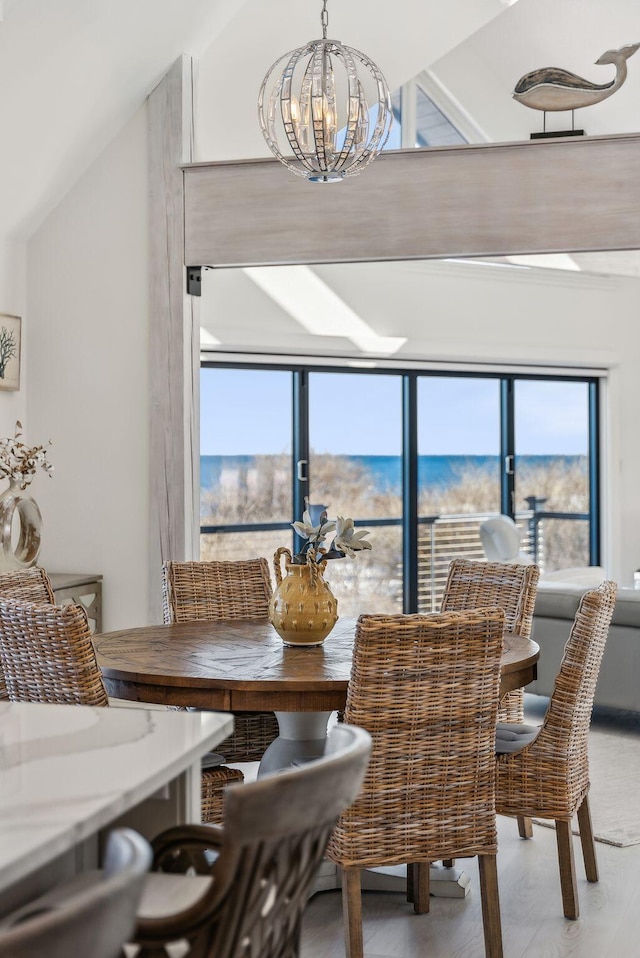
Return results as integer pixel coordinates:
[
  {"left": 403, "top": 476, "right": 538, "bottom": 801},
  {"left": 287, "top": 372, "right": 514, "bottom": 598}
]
[{"left": 0, "top": 314, "right": 21, "bottom": 392}]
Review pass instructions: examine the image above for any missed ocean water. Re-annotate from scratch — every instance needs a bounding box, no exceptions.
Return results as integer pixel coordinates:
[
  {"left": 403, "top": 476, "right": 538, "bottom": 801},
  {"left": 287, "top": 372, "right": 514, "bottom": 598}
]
[{"left": 200, "top": 453, "right": 585, "bottom": 495}]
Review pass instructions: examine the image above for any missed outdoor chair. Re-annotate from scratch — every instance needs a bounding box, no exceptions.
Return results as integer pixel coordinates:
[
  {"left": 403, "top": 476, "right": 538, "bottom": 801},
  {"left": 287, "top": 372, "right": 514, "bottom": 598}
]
[
  {"left": 326, "top": 609, "right": 506, "bottom": 958},
  {"left": 0, "top": 828, "right": 151, "bottom": 958},
  {"left": 0, "top": 596, "right": 241, "bottom": 823},
  {"left": 128, "top": 723, "right": 372, "bottom": 958},
  {"left": 0, "top": 566, "right": 56, "bottom": 699},
  {"left": 441, "top": 558, "right": 540, "bottom": 725},
  {"left": 495, "top": 580, "right": 617, "bottom": 920},
  {"left": 162, "top": 558, "right": 280, "bottom": 763},
  {"left": 479, "top": 514, "right": 533, "bottom": 565}
]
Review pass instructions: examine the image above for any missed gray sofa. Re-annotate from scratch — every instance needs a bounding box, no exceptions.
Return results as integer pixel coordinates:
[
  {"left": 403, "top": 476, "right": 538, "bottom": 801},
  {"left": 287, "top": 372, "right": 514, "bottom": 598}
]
[{"left": 529, "top": 581, "right": 640, "bottom": 712}]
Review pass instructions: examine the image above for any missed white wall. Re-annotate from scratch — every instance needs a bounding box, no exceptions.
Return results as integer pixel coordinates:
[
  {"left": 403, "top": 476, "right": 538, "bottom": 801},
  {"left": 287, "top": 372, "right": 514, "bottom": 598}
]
[{"left": 27, "top": 106, "right": 149, "bottom": 630}]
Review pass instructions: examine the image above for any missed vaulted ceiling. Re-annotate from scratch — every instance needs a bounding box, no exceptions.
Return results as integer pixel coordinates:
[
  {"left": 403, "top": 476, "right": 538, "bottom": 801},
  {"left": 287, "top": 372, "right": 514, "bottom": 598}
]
[
  {"left": 2, "top": 0, "right": 639, "bottom": 270},
  {"left": 0, "top": 0, "right": 248, "bottom": 239}
]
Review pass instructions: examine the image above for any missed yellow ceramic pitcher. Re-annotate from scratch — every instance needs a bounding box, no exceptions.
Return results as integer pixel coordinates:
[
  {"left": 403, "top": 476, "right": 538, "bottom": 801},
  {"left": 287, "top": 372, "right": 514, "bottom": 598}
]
[{"left": 269, "top": 546, "right": 338, "bottom": 647}]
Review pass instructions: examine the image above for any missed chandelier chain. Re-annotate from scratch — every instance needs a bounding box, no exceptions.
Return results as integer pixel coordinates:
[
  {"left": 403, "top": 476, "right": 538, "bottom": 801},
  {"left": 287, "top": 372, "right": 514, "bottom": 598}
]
[{"left": 321, "top": 0, "right": 329, "bottom": 39}]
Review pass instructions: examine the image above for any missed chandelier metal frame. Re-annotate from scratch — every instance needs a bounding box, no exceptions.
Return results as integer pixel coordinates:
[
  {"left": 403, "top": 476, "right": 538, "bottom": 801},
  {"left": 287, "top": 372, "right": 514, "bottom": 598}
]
[{"left": 258, "top": 1, "right": 393, "bottom": 182}]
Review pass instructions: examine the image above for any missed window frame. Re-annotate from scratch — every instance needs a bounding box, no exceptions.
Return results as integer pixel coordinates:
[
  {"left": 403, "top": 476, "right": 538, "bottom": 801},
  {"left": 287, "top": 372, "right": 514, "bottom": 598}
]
[{"left": 200, "top": 360, "right": 601, "bottom": 612}]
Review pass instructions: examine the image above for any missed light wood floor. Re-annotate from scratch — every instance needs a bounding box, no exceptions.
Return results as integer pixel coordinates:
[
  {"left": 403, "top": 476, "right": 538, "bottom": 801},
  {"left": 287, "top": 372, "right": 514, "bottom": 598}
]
[
  {"left": 302, "top": 814, "right": 640, "bottom": 958},
  {"left": 301, "top": 701, "right": 640, "bottom": 958}
]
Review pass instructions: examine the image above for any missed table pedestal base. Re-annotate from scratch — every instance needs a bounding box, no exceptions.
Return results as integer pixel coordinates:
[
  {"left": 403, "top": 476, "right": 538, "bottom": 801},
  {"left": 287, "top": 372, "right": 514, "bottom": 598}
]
[
  {"left": 259, "top": 711, "right": 333, "bottom": 776},
  {"left": 313, "top": 860, "right": 470, "bottom": 899}
]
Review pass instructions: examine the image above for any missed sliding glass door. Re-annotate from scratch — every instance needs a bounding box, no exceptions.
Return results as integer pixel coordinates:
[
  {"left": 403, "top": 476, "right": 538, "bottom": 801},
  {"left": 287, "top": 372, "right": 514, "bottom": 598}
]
[
  {"left": 200, "top": 367, "right": 293, "bottom": 563},
  {"left": 200, "top": 363, "right": 600, "bottom": 611},
  {"left": 308, "top": 372, "right": 403, "bottom": 615},
  {"left": 514, "top": 379, "right": 594, "bottom": 570},
  {"left": 417, "top": 377, "right": 501, "bottom": 611}
]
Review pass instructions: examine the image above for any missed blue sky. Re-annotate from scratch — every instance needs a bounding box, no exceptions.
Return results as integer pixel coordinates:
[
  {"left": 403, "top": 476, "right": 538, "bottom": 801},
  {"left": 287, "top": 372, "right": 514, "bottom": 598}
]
[{"left": 201, "top": 368, "right": 589, "bottom": 456}]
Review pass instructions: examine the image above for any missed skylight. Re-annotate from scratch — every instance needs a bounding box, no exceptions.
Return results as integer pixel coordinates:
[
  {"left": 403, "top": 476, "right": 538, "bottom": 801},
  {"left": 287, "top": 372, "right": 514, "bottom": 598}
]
[{"left": 243, "top": 266, "right": 406, "bottom": 356}]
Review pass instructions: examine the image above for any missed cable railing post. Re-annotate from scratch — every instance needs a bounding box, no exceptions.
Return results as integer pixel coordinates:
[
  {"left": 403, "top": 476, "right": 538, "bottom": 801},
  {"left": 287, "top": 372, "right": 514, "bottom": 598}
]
[{"left": 524, "top": 495, "right": 547, "bottom": 566}]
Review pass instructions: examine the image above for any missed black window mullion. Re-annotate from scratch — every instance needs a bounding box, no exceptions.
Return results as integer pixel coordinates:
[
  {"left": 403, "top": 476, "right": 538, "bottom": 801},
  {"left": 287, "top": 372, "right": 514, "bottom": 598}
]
[
  {"left": 500, "top": 377, "right": 515, "bottom": 517},
  {"left": 402, "top": 374, "right": 418, "bottom": 613},
  {"left": 292, "top": 370, "right": 309, "bottom": 554},
  {"left": 588, "top": 381, "right": 600, "bottom": 566}
]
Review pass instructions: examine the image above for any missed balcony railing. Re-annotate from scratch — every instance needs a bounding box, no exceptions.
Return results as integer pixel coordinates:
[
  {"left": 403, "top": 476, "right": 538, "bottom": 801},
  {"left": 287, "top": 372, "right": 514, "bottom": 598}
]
[
  {"left": 416, "top": 510, "right": 589, "bottom": 612},
  {"left": 201, "top": 509, "right": 590, "bottom": 614}
]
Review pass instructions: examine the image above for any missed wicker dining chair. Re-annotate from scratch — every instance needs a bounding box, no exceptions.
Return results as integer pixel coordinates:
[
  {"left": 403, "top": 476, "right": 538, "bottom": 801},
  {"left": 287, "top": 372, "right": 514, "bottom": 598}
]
[
  {"left": 0, "top": 828, "right": 151, "bottom": 958},
  {"left": 129, "top": 723, "right": 372, "bottom": 958},
  {"left": 162, "top": 558, "right": 280, "bottom": 763},
  {"left": 495, "top": 580, "right": 617, "bottom": 920},
  {"left": 0, "top": 566, "right": 56, "bottom": 700},
  {"left": 326, "top": 609, "right": 506, "bottom": 958},
  {"left": 441, "top": 558, "right": 540, "bottom": 724},
  {"left": 0, "top": 596, "right": 241, "bottom": 823}
]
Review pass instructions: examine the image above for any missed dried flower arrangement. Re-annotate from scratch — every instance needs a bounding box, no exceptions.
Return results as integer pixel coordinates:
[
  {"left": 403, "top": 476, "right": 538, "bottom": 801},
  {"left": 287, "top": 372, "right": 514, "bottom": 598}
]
[
  {"left": 291, "top": 509, "right": 372, "bottom": 563},
  {"left": 0, "top": 421, "right": 54, "bottom": 489}
]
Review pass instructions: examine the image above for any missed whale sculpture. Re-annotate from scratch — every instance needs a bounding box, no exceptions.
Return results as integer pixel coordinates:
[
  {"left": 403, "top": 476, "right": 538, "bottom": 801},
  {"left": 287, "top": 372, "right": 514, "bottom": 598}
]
[{"left": 513, "top": 43, "right": 640, "bottom": 112}]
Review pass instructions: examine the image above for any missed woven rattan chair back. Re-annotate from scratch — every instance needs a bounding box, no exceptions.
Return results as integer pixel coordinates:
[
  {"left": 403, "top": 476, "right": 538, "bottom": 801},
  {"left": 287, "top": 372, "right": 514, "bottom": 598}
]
[
  {"left": 0, "top": 596, "right": 109, "bottom": 706},
  {"left": 441, "top": 558, "right": 539, "bottom": 636},
  {"left": 545, "top": 580, "right": 617, "bottom": 783},
  {"left": 162, "top": 558, "right": 278, "bottom": 764},
  {"left": 441, "top": 558, "right": 540, "bottom": 723},
  {"left": 0, "top": 567, "right": 56, "bottom": 700},
  {"left": 0, "top": 567, "right": 56, "bottom": 604},
  {"left": 496, "top": 581, "right": 617, "bottom": 920},
  {"left": 162, "top": 558, "right": 272, "bottom": 624},
  {"left": 131, "top": 724, "right": 372, "bottom": 958},
  {"left": 0, "top": 828, "right": 151, "bottom": 958},
  {"left": 327, "top": 609, "right": 505, "bottom": 958},
  {"left": 498, "top": 580, "right": 617, "bottom": 821}
]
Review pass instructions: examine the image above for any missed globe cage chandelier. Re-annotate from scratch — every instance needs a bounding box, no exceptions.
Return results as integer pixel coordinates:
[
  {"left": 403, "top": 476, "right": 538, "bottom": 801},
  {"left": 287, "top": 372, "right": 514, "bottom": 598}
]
[{"left": 258, "top": 0, "right": 393, "bottom": 183}]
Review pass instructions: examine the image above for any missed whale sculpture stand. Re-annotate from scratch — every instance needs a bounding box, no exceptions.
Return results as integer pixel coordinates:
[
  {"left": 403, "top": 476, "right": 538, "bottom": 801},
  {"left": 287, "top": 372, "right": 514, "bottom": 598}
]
[{"left": 530, "top": 109, "right": 584, "bottom": 140}]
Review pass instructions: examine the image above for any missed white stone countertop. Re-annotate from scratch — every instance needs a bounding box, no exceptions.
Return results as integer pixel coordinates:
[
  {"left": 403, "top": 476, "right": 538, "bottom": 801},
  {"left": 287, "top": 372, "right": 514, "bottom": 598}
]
[{"left": 0, "top": 701, "right": 233, "bottom": 894}]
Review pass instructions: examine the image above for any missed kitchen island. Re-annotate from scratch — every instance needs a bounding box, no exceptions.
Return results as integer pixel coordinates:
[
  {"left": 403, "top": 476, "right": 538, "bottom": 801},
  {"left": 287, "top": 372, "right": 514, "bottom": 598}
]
[{"left": 0, "top": 701, "right": 232, "bottom": 914}]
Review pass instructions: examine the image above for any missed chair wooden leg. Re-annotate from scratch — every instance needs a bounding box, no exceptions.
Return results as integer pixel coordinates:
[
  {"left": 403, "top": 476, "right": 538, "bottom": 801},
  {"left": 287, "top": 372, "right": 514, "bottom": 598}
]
[
  {"left": 342, "top": 867, "right": 364, "bottom": 958},
  {"left": 413, "top": 862, "right": 430, "bottom": 914},
  {"left": 577, "top": 794, "right": 599, "bottom": 883},
  {"left": 478, "top": 854, "right": 503, "bottom": 958},
  {"left": 407, "top": 862, "right": 415, "bottom": 903},
  {"left": 555, "top": 819, "right": 579, "bottom": 920},
  {"left": 517, "top": 816, "right": 533, "bottom": 838}
]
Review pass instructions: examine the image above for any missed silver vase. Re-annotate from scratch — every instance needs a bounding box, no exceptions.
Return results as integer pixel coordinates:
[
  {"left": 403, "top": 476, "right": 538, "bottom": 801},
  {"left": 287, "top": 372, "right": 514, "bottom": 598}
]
[{"left": 0, "top": 479, "right": 42, "bottom": 571}]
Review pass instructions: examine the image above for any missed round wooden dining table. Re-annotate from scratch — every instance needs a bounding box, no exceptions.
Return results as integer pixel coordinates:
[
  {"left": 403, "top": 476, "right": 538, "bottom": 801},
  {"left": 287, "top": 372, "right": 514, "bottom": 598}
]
[
  {"left": 96, "top": 617, "right": 539, "bottom": 899},
  {"left": 95, "top": 616, "right": 539, "bottom": 774}
]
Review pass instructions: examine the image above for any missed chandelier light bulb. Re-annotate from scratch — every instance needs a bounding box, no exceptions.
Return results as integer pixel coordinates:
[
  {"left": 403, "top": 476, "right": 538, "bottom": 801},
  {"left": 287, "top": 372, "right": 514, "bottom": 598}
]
[{"left": 258, "top": 1, "right": 393, "bottom": 182}]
